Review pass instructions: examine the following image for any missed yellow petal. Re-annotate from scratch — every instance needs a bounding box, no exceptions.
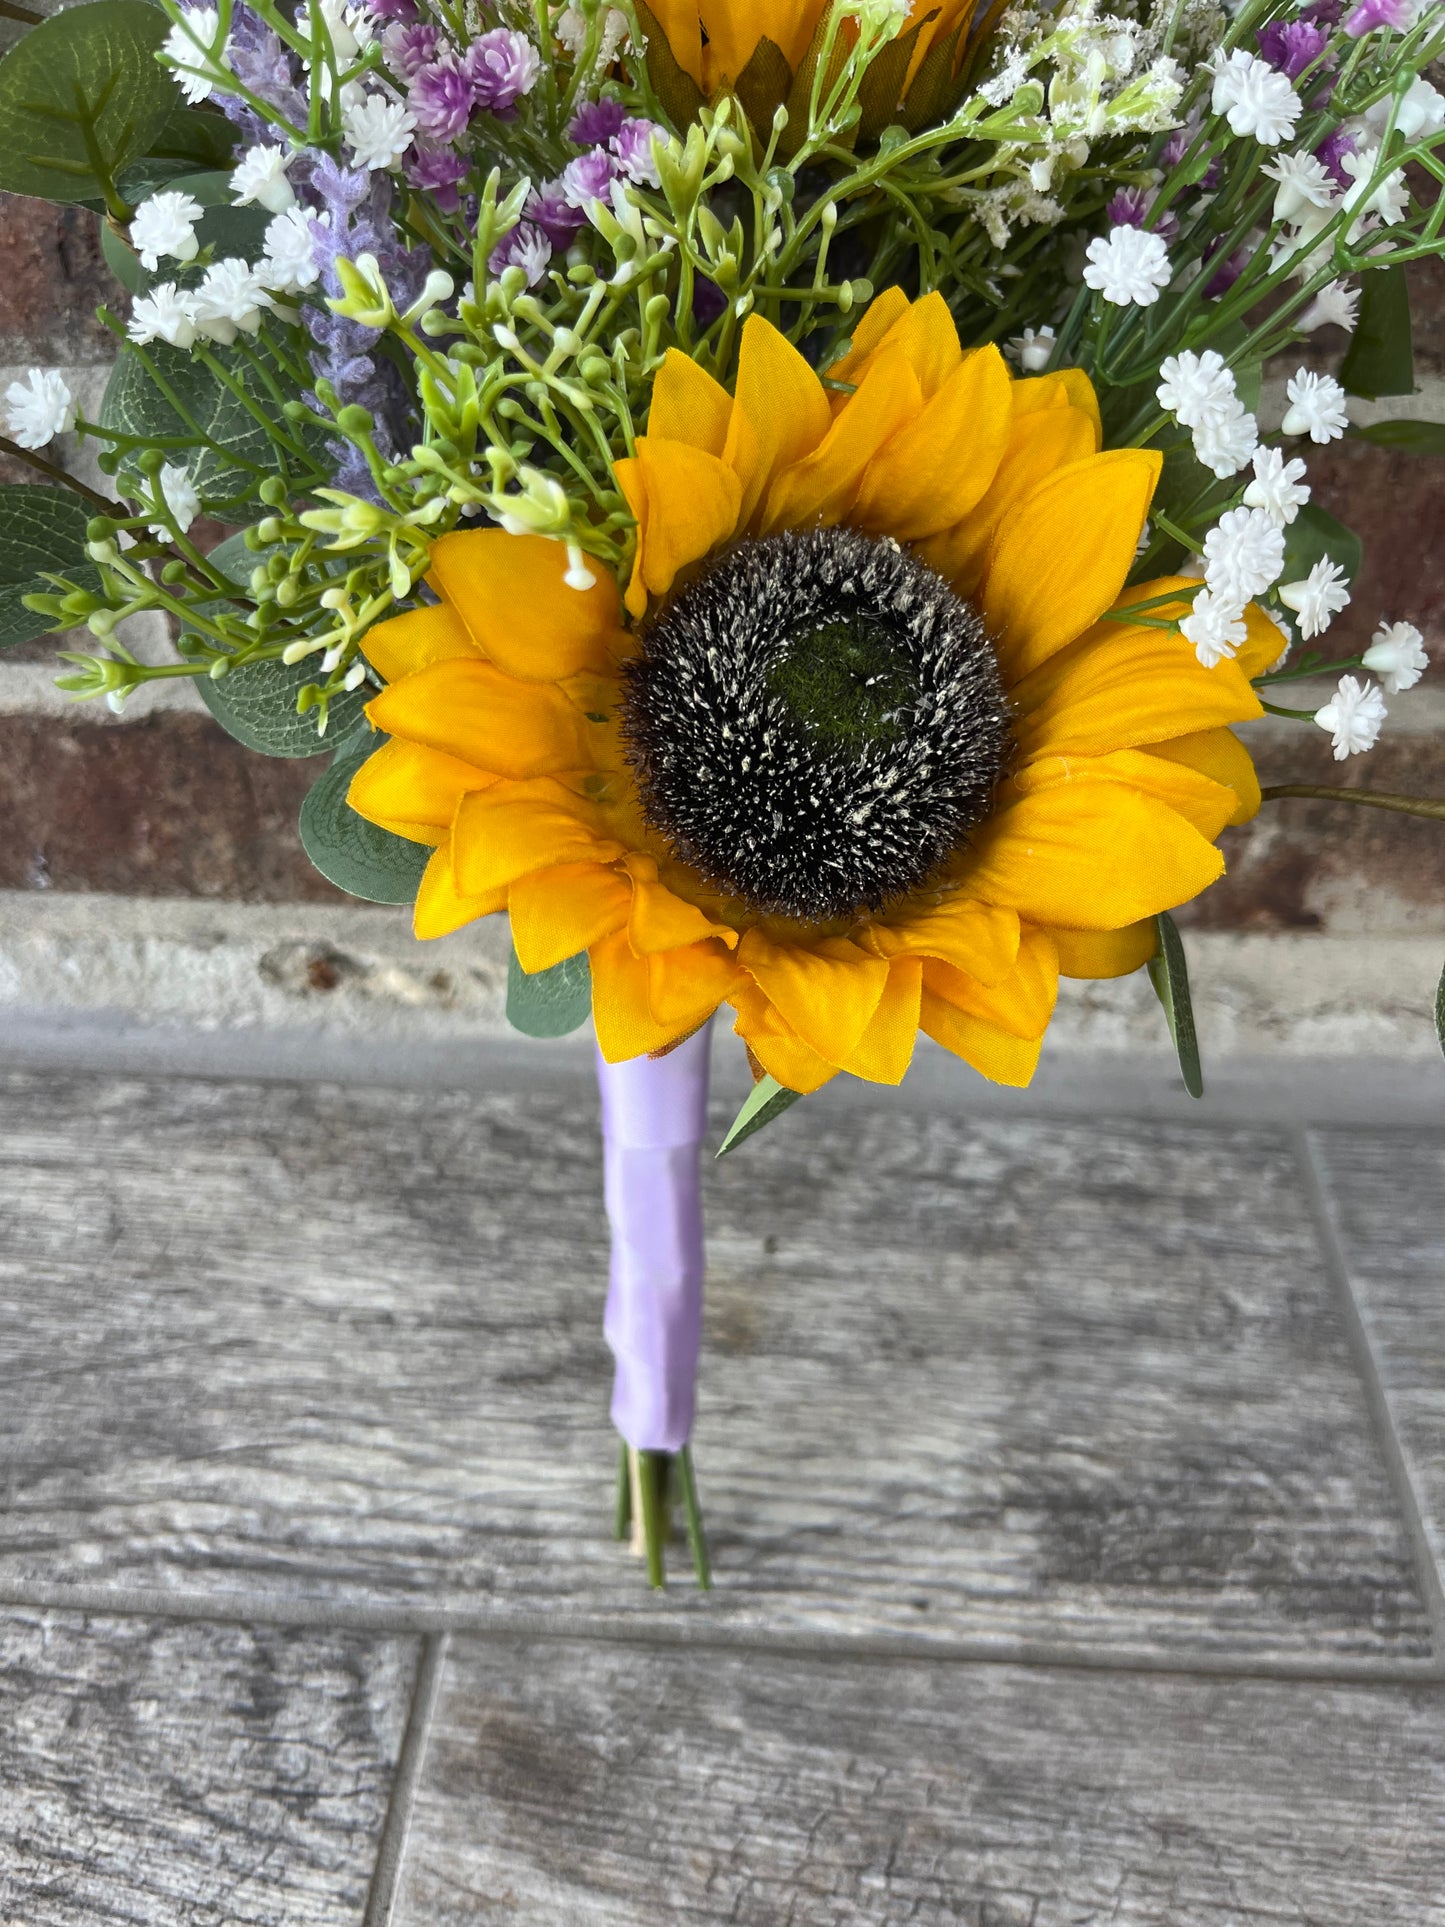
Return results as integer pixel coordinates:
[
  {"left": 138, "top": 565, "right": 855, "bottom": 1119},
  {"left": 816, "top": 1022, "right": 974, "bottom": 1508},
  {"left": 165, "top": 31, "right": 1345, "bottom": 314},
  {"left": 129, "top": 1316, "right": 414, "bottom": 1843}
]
[
  {"left": 451, "top": 778, "right": 626, "bottom": 896},
  {"left": 1054, "top": 368, "right": 1103, "bottom": 448},
  {"left": 617, "top": 438, "right": 742, "bottom": 612},
  {"left": 1013, "top": 750, "right": 1238, "bottom": 841},
  {"left": 728, "top": 979, "right": 839, "bottom": 1095},
  {"left": 427, "top": 530, "right": 622, "bottom": 681},
  {"left": 736, "top": 928, "right": 889, "bottom": 1065},
  {"left": 824, "top": 287, "right": 911, "bottom": 389},
  {"left": 1237, "top": 599, "right": 1290, "bottom": 679},
  {"left": 1011, "top": 623, "right": 1263, "bottom": 762},
  {"left": 699, "top": 0, "right": 825, "bottom": 78},
  {"left": 362, "top": 599, "right": 480, "bottom": 684},
  {"left": 648, "top": 938, "right": 742, "bottom": 1028},
  {"left": 1009, "top": 372, "right": 1073, "bottom": 418},
  {"left": 623, "top": 853, "right": 737, "bottom": 953},
  {"left": 853, "top": 345, "right": 1013, "bottom": 541},
  {"left": 590, "top": 926, "right": 693, "bottom": 1060},
  {"left": 508, "top": 861, "right": 631, "bottom": 974},
  {"left": 964, "top": 779, "right": 1225, "bottom": 930},
  {"left": 839, "top": 956, "right": 922, "bottom": 1084},
  {"left": 367, "top": 657, "right": 600, "bottom": 779},
  {"left": 646, "top": 0, "right": 703, "bottom": 82},
  {"left": 919, "top": 993, "right": 1042, "bottom": 1086},
  {"left": 981, "top": 450, "right": 1163, "bottom": 682},
  {"left": 868, "top": 893, "right": 1020, "bottom": 986},
  {"left": 414, "top": 844, "right": 507, "bottom": 940},
  {"left": 724, "top": 315, "right": 832, "bottom": 532},
  {"left": 647, "top": 348, "right": 733, "bottom": 456},
  {"left": 921, "top": 925, "right": 1058, "bottom": 1040},
  {"left": 1052, "top": 921, "right": 1157, "bottom": 979},
  {"left": 761, "top": 344, "right": 922, "bottom": 535},
  {"left": 347, "top": 736, "right": 493, "bottom": 842},
  {"left": 1150, "top": 727, "right": 1261, "bottom": 826}
]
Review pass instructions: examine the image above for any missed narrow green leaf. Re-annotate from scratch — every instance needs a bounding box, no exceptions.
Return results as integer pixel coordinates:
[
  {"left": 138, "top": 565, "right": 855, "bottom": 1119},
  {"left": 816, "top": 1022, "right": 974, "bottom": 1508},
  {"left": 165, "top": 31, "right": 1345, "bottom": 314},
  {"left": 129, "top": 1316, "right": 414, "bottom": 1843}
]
[
  {"left": 0, "top": 2, "right": 176, "bottom": 203},
  {"left": 1281, "top": 501, "right": 1363, "bottom": 587},
  {"left": 506, "top": 947, "right": 592, "bottom": 1039},
  {"left": 1350, "top": 418, "right": 1445, "bottom": 457},
  {"left": 716, "top": 1074, "right": 803, "bottom": 1157},
  {"left": 0, "top": 484, "right": 99, "bottom": 648},
  {"left": 298, "top": 724, "right": 429, "bottom": 905},
  {"left": 1147, "top": 911, "right": 1204, "bottom": 1099},
  {"left": 1340, "top": 266, "right": 1415, "bottom": 401}
]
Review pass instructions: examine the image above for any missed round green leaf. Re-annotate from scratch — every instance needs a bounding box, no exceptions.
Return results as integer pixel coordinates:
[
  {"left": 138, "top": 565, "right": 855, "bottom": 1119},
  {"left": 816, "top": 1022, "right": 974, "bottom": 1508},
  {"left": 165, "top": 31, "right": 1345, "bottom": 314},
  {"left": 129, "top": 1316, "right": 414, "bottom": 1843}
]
[
  {"left": 299, "top": 728, "right": 430, "bottom": 903},
  {"left": 506, "top": 948, "right": 592, "bottom": 1038},
  {"left": 1282, "top": 501, "right": 1363, "bottom": 587},
  {"left": 0, "top": 2, "right": 177, "bottom": 204},
  {"left": 0, "top": 484, "right": 99, "bottom": 649}
]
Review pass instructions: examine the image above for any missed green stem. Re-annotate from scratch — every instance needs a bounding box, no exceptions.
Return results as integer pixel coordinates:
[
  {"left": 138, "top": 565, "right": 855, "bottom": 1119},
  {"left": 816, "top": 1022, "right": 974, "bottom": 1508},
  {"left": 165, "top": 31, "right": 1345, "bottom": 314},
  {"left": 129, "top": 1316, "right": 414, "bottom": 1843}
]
[
  {"left": 0, "top": 435, "right": 118, "bottom": 516},
  {"left": 675, "top": 1446, "right": 711, "bottom": 1591},
  {"left": 1262, "top": 785, "right": 1445, "bottom": 821}
]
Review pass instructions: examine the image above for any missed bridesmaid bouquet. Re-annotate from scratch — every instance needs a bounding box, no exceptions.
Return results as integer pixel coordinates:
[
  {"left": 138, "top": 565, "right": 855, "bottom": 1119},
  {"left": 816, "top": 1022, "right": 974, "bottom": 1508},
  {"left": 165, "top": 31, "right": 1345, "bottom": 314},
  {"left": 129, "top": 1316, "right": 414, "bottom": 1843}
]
[{"left": 4, "top": 0, "right": 1443, "bottom": 1583}]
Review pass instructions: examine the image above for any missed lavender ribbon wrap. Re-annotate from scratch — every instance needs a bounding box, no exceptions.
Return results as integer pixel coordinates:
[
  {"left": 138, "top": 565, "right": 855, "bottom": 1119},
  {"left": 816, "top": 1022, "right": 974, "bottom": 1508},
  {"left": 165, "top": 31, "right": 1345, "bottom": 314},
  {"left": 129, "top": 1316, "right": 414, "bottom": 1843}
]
[{"left": 596, "top": 1026, "right": 711, "bottom": 1454}]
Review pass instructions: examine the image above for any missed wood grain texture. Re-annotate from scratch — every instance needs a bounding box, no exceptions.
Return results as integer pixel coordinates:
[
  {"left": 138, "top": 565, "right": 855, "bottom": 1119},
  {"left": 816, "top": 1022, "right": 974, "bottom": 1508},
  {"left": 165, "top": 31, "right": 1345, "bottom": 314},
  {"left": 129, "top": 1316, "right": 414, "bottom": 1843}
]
[
  {"left": 1308, "top": 1126, "right": 1445, "bottom": 1592},
  {"left": 0, "top": 1069, "right": 1429, "bottom": 1657},
  {"left": 397, "top": 1634, "right": 1445, "bottom": 1926},
  {"left": 0, "top": 1609, "right": 415, "bottom": 1926}
]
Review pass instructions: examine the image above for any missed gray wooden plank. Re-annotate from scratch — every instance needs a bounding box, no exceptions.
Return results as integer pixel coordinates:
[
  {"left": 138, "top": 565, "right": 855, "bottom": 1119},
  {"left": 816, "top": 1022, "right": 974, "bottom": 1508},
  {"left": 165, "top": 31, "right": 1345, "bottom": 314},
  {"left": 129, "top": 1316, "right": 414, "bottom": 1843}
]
[
  {"left": 0, "top": 1608, "right": 416, "bottom": 1926},
  {"left": 1307, "top": 1127, "right": 1445, "bottom": 1600},
  {"left": 396, "top": 1634, "right": 1445, "bottom": 1926},
  {"left": 0, "top": 1068, "right": 1429, "bottom": 1658}
]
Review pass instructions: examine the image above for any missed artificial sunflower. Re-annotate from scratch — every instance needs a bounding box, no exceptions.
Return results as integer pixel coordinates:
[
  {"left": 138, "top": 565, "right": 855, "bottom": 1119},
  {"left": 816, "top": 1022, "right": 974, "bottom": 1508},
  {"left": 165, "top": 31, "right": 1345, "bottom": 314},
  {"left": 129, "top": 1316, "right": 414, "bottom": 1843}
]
[{"left": 350, "top": 290, "right": 1280, "bottom": 1095}]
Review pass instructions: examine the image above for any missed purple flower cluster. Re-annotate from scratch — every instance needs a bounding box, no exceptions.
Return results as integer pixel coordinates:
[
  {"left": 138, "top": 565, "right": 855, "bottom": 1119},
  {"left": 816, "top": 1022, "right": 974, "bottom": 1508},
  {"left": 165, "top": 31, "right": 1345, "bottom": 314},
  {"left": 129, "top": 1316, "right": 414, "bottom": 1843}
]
[
  {"left": 489, "top": 220, "right": 553, "bottom": 288},
  {"left": 212, "top": 3, "right": 307, "bottom": 144},
  {"left": 567, "top": 97, "right": 626, "bottom": 146},
  {"left": 466, "top": 28, "right": 541, "bottom": 113},
  {"left": 1256, "top": 17, "right": 1330, "bottom": 77},
  {"left": 1344, "top": 0, "right": 1410, "bottom": 34},
  {"left": 1315, "top": 126, "right": 1357, "bottom": 185},
  {"left": 1103, "top": 186, "right": 1179, "bottom": 245}
]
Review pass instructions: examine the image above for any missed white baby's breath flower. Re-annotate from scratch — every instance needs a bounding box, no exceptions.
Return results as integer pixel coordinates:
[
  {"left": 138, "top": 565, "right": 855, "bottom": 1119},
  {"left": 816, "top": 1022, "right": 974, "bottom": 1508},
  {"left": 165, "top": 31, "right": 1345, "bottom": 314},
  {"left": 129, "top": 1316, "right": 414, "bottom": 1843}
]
[
  {"left": 231, "top": 145, "right": 296, "bottom": 215},
  {"left": 1242, "top": 446, "right": 1310, "bottom": 527},
  {"left": 147, "top": 464, "right": 201, "bottom": 538},
  {"left": 3, "top": 367, "right": 75, "bottom": 448},
  {"left": 1006, "top": 325, "right": 1056, "bottom": 372},
  {"left": 260, "top": 206, "right": 330, "bottom": 294},
  {"left": 1193, "top": 402, "right": 1258, "bottom": 479},
  {"left": 127, "top": 283, "right": 200, "bottom": 350},
  {"left": 1341, "top": 146, "right": 1410, "bottom": 228},
  {"left": 1156, "top": 349, "right": 1234, "bottom": 427},
  {"left": 130, "top": 190, "right": 205, "bottom": 272},
  {"left": 162, "top": 6, "right": 229, "bottom": 103},
  {"left": 1314, "top": 674, "right": 1385, "bottom": 759},
  {"left": 1082, "top": 225, "right": 1172, "bottom": 305},
  {"left": 1365, "top": 76, "right": 1445, "bottom": 142},
  {"left": 342, "top": 92, "right": 417, "bottom": 172},
  {"left": 1298, "top": 280, "right": 1360, "bottom": 333},
  {"left": 1281, "top": 368, "right": 1349, "bottom": 442},
  {"left": 1211, "top": 48, "right": 1301, "bottom": 144},
  {"left": 1261, "top": 151, "right": 1336, "bottom": 224},
  {"left": 192, "top": 258, "right": 272, "bottom": 345},
  {"left": 1202, "top": 505, "right": 1286, "bottom": 603},
  {"left": 1362, "top": 618, "right": 1428, "bottom": 693},
  {"left": 1279, "top": 557, "right": 1351, "bottom": 638},
  {"left": 1180, "top": 586, "right": 1248, "bottom": 667}
]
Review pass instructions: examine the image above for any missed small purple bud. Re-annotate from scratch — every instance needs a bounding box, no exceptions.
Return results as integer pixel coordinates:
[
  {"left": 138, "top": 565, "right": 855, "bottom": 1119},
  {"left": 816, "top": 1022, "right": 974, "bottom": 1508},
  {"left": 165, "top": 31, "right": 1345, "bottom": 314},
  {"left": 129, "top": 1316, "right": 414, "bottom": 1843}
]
[
  {"left": 489, "top": 220, "right": 553, "bottom": 288},
  {"left": 1256, "top": 19, "right": 1330, "bottom": 77},
  {"left": 370, "top": 0, "right": 421, "bottom": 19},
  {"left": 1105, "top": 187, "right": 1147, "bottom": 226},
  {"left": 527, "top": 179, "right": 587, "bottom": 248},
  {"left": 1344, "top": 0, "right": 1409, "bottom": 33},
  {"left": 404, "top": 139, "right": 470, "bottom": 212},
  {"left": 1298, "top": 0, "right": 1344, "bottom": 22},
  {"left": 612, "top": 117, "right": 663, "bottom": 187},
  {"left": 567, "top": 96, "right": 626, "bottom": 146},
  {"left": 464, "top": 28, "right": 541, "bottom": 113},
  {"left": 409, "top": 57, "right": 475, "bottom": 142},
  {"left": 1315, "top": 127, "right": 1357, "bottom": 186},
  {"left": 561, "top": 147, "right": 617, "bottom": 213},
  {"left": 1203, "top": 242, "right": 1251, "bottom": 299},
  {"left": 383, "top": 20, "right": 445, "bottom": 79}
]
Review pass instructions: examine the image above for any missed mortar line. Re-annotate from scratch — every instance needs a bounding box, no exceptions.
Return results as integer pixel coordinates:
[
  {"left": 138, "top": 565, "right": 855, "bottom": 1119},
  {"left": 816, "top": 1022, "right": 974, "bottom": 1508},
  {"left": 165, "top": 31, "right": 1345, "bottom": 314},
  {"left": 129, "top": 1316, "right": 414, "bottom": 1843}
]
[
  {"left": 362, "top": 1631, "right": 447, "bottom": 1927},
  {"left": 1294, "top": 1125, "right": 1445, "bottom": 1657}
]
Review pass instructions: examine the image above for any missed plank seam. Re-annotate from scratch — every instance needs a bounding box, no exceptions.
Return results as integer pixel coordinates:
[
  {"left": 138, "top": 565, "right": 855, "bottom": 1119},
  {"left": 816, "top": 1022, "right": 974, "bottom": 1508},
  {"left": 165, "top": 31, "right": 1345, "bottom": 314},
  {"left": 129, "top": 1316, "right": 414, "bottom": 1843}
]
[
  {"left": 1295, "top": 1126, "right": 1445, "bottom": 1658},
  {"left": 361, "top": 1631, "right": 448, "bottom": 1927}
]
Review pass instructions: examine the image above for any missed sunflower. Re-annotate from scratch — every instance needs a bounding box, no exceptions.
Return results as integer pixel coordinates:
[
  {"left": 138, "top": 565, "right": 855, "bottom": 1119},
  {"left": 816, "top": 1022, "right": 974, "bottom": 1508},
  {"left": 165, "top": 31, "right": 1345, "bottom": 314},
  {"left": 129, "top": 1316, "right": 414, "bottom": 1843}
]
[{"left": 349, "top": 291, "right": 1278, "bottom": 1094}]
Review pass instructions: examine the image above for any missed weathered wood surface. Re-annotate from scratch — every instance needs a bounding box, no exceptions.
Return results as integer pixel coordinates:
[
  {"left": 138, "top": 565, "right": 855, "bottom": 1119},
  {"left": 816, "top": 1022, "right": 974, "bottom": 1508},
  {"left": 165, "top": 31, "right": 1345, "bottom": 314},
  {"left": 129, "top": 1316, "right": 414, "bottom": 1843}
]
[
  {"left": 1310, "top": 1127, "right": 1445, "bottom": 1594},
  {"left": 0, "top": 1608, "right": 415, "bottom": 1925},
  {"left": 397, "top": 1634, "right": 1445, "bottom": 1926},
  {"left": 0, "top": 1069, "right": 1432, "bottom": 1657}
]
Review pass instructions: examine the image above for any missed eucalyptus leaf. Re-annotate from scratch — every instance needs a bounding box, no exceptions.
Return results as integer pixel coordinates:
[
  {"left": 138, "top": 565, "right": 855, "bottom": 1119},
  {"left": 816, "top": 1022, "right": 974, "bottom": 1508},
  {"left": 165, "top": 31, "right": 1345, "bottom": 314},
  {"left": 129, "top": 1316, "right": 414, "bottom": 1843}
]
[
  {"left": 299, "top": 724, "right": 430, "bottom": 904},
  {"left": 146, "top": 104, "right": 236, "bottom": 170},
  {"left": 1350, "top": 418, "right": 1445, "bottom": 457},
  {"left": 0, "top": 1, "right": 176, "bottom": 205},
  {"left": 716, "top": 1073, "right": 803, "bottom": 1156},
  {"left": 1147, "top": 911, "right": 1203, "bottom": 1099},
  {"left": 102, "top": 169, "right": 270, "bottom": 297},
  {"left": 506, "top": 947, "right": 592, "bottom": 1038},
  {"left": 1340, "top": 266, "right": 1414, "bottom": 401},
  {"left": 1281, "top": 501, "right": 1363, "bottom": 587},
  {"left": 0, "top": 485, "right": 98, "bottom": 649}
]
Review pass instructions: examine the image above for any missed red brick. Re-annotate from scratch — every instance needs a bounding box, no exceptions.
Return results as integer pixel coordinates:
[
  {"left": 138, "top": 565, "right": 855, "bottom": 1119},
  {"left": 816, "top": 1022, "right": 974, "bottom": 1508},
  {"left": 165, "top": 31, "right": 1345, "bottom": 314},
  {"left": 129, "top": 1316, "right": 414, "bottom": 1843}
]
[
  {"left": 1305, "top": 438, "right": 1445, "bottom": 655},
  {"left": 0, "top": 193, "right": 124, "bottom": 365}
]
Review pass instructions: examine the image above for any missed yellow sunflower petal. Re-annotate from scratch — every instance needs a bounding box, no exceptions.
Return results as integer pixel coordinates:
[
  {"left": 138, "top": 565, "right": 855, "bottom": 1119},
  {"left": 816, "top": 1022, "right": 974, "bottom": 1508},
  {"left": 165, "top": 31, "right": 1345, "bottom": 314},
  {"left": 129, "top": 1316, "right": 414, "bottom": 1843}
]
[
  {"left": 617, "top": 438, "right": 742, "bottom": 612},
  {"left": 1008, "top": 372, "right": 1072, "bottom": 417},
  {"left": 825, "top": 287, "right": 911, "bottom": 389},
  {"left": 451, "top": 779, "right": 626, "bottom": 896},
  {"left": 414, "top": 844, "right": 507, "bottom": 940},
  {"left": 508, "top": 861, "right": 631, "bottom": 974},
  {"left": 1014, "top": 750, "right": 1239, "bottom": 842},
  {"left": 427, "top": 530, "right": 621, "bottom": 682},
  {"left": 648, "top": 938, "right": 742, "bottom": 1028},
  {"left": 362, "top": 599, "right": 480, "bottom": 684},
  {"left": 647, "top": 348, "right": 733, "bottom": 456},
  {"left": 724, "top": 315, "right": 833, "bottom": 532},
  {"left": 647, "top": 0, "right": 703, "bottom": 82},
  {"left": 868, "top": 894, "right": 1020, "bottom": 986},
  {"left": 1150, "top": 727, "right": 1261, "bottom": 825},
  {"left": 1011, "top": 624, "right": 1263, "bottom": 762},
  {"left": 590, "top": 926, "right": 689, "bottom": 1060},
  {"left": 853, "top": 344, "right": 1013, "bottom": 542},
  {"left": 737, "top": 928, "right": 890, "bottom": 1065},
  {"left": 347, "top": 736, "right": 493, "bottom": 842},
  {"left": 367, "top": 658, "right": 599, "bottom": 780},
  {"left": 1055, "top": 368, "right": 1103, "bottom": 448},
  {"left": 1052, "top": 921, "right": 1157, "bottom": 979},
  {"left": 761, "top": 344, "right": 922, "bottom": 535},
  {"left": 980, "top": 450, "right": 1163, "bottom": 682},
  {"left": 919, "top": 993, "right": 1043, "bottom": 1086},
  {"left": 839, "top": 956, "right": 922, "bottom": 1084},
  {"left": 728, "top": 979, "right": 840, "bottom": 1095},
  {"left": 964, "top": 779, "right": 1225, "bottom": 930},
  {"left": 624, "top": 853, "right": 738, "bottom": 953},
  {"left": 921, "top": 925, "right": 1058, "bottom": 1040},
  {"left": 1237, "top": 599, "right": 1290, "bottom": 679}
]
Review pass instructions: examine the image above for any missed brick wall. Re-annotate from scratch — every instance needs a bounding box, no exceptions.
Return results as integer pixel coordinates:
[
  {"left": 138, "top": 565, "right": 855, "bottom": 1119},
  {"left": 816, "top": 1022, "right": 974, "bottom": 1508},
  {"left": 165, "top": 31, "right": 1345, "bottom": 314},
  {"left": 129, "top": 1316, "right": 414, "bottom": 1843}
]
[{"left": 2, "top": 188, "right": 1443, "bottom": 1064}]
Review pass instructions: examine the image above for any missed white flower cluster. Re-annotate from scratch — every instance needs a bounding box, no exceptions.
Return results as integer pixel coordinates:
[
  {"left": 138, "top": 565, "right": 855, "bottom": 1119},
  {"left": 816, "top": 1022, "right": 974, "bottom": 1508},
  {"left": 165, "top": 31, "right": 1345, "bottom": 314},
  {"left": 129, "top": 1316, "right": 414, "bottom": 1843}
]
[
  {"left": 127, "top": 259, "right": 274, "bottom": 350},
  {"left": 1083, "top": 224, "right": 1172, "bottom": 305},
  {"left": 1156, "top": 349, "right": 1258, "bottom": 478},
  {"left": 1211, "top": 49, "right": 1300, "bottom": 146},
  {"left": 2, "top": 367, "right": 75, "bottom": 448}
]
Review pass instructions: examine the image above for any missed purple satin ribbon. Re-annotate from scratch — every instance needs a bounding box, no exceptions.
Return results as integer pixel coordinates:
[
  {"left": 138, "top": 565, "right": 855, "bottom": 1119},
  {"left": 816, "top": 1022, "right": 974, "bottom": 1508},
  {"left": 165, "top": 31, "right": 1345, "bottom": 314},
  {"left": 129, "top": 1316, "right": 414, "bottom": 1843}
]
[{"left": 596, "top": 1025, "right": 711, "bottom": 1453}]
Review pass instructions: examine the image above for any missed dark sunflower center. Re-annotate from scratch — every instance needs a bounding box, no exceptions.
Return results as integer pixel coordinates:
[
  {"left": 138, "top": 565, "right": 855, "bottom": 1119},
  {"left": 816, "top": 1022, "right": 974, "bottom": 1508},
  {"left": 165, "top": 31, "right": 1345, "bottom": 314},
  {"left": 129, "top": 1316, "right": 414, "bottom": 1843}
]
[{"left": 621, "top": 525, "right": 1012, "bottom": 925}]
